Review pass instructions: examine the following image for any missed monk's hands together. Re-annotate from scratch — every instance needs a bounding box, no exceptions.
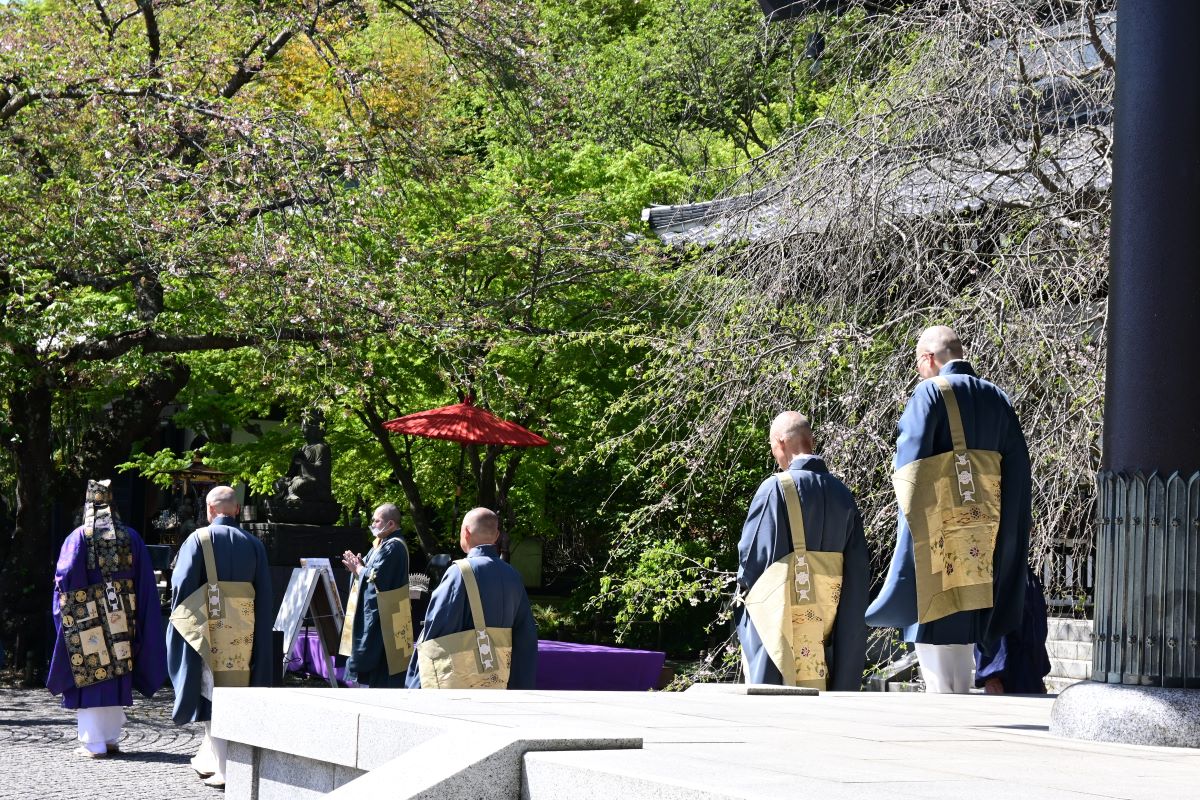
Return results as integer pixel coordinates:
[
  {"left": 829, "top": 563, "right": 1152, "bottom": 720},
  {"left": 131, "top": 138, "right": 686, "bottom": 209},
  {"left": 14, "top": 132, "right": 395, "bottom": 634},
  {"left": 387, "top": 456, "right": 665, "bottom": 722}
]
[{"left": 341, "top": 550, "right": 364, "bottom": 576}]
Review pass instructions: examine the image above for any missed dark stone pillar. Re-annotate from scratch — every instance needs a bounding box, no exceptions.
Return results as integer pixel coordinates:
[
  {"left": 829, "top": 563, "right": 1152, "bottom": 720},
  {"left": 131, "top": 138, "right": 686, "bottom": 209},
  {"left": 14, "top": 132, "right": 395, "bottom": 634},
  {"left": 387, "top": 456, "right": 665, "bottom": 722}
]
[
  {"left": 1054, "top": 2, "right": 1200, "bottom": 747},
  {"left": 1102, "top": 3, "right": 1200, "bottom": 470}
]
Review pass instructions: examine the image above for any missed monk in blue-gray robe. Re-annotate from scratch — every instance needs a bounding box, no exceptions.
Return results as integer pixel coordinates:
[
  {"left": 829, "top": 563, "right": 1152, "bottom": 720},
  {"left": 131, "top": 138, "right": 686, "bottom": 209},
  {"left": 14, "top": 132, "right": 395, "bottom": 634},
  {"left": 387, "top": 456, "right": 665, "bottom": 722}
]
[
  {"left": 340, "top": 503, "right": 412, "bottom": 688},
  {"left": 406, "top": 508, "right": 537, "bottom": 689},
  {"left": 166, "top": 486, "right": 272, "bottom": 786},
  {"left": 47, "top": 480, "right": 167, "bottom": 757},
  {"left": 975, "top": 564, "right": 1051, "bottom": 693},
  {"left": 866, "top": 326, "right": 1031, "bottom": 693},
  {"left": 736, "top": 413, "right": 870, "bottom": 690}
]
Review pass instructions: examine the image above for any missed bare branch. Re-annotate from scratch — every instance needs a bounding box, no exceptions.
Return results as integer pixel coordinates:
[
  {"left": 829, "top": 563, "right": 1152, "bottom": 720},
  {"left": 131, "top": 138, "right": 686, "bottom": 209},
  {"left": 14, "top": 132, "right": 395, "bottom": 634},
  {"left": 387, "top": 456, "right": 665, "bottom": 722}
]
[
  {"left": 611, "top": 1, "right": 1114, "bottom": 608},
  {"left": 220, "top": 27, "right": 295, "bottom": 100}
]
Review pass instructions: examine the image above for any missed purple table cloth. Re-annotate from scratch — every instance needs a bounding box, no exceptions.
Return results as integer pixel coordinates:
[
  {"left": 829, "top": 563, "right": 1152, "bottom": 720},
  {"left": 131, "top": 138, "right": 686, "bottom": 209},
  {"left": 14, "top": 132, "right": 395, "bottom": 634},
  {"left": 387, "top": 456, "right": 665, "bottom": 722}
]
[
  {"left": 535, "top": 640, "right": 666, "bottom": 691},
  {"left": 288, "top": 628, "right": 353, "bottom": 686},
  {"left": 288, "top": 631, "right": 665, "bottom": 691}
]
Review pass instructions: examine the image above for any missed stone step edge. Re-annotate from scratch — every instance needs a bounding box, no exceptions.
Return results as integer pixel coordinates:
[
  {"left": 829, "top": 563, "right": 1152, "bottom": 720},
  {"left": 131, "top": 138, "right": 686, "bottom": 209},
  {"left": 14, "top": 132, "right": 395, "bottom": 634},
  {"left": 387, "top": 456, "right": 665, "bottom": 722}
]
[
  {"left": 1046, "top": 618, "right": 1094, "bottom": 642},
  {"left": 329, "top": 731, "right": 641, "bottom": 800},
  {"left": 1045, "top": 640, "right": 1093, "bottom": 659},
  {"left": 1048, "top": 657, "right": 1092, "bottom": 680}
]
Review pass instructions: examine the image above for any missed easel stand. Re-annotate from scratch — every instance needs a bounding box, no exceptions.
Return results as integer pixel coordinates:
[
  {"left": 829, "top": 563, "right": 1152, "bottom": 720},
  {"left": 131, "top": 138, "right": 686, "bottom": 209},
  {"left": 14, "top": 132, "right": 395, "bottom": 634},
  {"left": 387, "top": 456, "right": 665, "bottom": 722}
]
[{"left": 273, "top": 559, "right": 346, "bottom": 688}]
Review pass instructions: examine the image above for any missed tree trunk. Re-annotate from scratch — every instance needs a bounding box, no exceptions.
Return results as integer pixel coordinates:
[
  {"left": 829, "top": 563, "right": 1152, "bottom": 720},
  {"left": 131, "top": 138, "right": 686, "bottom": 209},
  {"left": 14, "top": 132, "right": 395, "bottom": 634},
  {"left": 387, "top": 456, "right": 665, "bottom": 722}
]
[
  {"left": 471, "top": 444, "right": 522, "bottom": 559},
  {"left": 353, "top": 401, "right": 445, "bottom": 555},
  {"left": 73, "top": 359, "right": 190, "bottom": 480},
  {"left": 0, "top": 375, "right": 56, "bottom": 682}
]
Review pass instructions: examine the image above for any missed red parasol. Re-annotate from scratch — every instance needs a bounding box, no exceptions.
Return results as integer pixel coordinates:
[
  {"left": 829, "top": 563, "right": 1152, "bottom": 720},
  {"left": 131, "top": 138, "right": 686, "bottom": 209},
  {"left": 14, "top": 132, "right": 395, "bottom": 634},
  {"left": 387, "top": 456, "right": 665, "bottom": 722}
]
[
  {"left": 382, "top": 400, "right": 548, "bottom": 447},
  {"left": 382, "top": 398, "right": 547, "bottom": 558}
]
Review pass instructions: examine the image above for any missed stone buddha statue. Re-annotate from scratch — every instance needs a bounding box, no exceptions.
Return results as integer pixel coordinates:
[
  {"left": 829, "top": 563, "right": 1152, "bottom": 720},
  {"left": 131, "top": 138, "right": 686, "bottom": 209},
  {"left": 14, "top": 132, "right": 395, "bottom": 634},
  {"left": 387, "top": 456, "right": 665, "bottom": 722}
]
[{"left": 266, "top": 411, "right": 341, "bottom": 525}]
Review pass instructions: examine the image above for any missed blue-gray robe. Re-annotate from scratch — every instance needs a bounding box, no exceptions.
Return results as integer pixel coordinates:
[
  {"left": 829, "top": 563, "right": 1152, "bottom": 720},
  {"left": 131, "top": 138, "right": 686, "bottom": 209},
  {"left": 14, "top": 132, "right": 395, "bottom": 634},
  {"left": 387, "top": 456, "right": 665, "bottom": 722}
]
[
  {"left": 345, "top": 535, "right": 409, "bottom": 688},
  {"left": 165, "top": 516, "right": 274, "bottom": 723},
  {"left": 974, "top": 564, "right": 1051, "bottom": 692},
  {"left": 405, "top": 544, "right": 538, "bottom": 689},
  {"left": 865, "top": 361, "right": 1032, "bottom": 651},
  {"left": 736, "top": 455, "right": 870, "bottom": 691}
]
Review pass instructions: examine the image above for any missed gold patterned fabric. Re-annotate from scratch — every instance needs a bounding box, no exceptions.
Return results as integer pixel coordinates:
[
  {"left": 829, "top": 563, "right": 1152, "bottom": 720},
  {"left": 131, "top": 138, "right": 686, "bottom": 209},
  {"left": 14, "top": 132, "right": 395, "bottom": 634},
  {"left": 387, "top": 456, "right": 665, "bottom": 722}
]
[
  {"left": 82, "top": 480, "right": 132, "bottom": 573},
  {"left": 893, "top": 376, "right": 1002, "bottom": 624},
  {"left": 743, "top": 472, "right": 843, "bottom": 689},
  {"left": 59, "top": 579, "right": 137, "bottom": 689},
  {"left": 378, "top": 580, "right": 414, "bottom": 676},
  {"left": 59, "top": 480, "right": 137, "bottom": 689},
  {"left": 416, "top": 559, "right": 512, "bottom": 689},
  {"left": 169, "top": 528, "right": 256, "bottom": 688}
]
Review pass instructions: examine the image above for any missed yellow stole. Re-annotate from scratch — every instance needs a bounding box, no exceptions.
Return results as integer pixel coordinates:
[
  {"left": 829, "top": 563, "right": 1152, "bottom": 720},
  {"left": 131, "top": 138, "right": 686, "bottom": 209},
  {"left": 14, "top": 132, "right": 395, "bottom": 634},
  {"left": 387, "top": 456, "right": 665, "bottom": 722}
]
[
  {"left": 416, "top": 559, "right": 513, "bottom": 689},
  {"left": 169, "top": 528, "right": 256, "bottom": 688},
  {"left": 338, "top": 537, "right": 414, "bottom": 676},
  {"left": 337, "top": 537, "right": 377, "bottom": 658},
  {"left": 893, "top": 375, "right": 1002, "bottom": 624},
  {"left": 743, "top": 472, "right": 843, "bottom": 689}
]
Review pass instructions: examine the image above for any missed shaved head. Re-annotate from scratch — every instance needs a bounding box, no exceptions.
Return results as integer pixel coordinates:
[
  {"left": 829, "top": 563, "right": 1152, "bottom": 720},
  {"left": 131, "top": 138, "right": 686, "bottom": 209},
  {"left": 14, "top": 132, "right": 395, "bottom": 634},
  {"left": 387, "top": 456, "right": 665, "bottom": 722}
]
[
  {"left": 460, "top": 507, "right": 500, "bottom": 551},
  {"left": 375, "top": 503, "right": 401, "bottom": 526},
  {"left": 768, "top": 411, "right": 814, "bottom": 470},
  {"left": 916, "top": 326, "right": 964, "bottom": 364},
  {"left": 206, "top": 485, "right": 239, "bottom": 517},
  {"left": 770, "top": 411, "right": 812, "bottom": 445}
]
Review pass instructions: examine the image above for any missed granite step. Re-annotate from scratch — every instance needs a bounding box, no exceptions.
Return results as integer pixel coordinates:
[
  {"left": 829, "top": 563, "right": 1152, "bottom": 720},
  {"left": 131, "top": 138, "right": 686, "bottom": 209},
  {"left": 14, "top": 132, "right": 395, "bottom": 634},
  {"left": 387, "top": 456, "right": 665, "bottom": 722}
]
[
  {"left": 887, "top": 681, "right": 926, "bottom": 693},
  {"left": 1045, "top": 638, "right": 1092, "bottom": 662},
  {"left": 1048, "top": 656, "right": 1092, "bottom": 681},
  {"left": 1045, "top": 675, "right": 1085, "bottom": 694},
  {"left": 1046, "top": 617, "right": 1093, "bottom": 642}
]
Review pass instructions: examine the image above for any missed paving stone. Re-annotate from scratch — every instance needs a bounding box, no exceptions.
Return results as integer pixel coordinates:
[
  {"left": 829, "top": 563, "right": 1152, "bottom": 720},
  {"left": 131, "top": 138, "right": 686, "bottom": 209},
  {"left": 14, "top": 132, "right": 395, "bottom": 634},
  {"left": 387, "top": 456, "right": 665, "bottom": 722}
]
[{"left": 0, "top": 686, "right": 218, "bottom": 800}]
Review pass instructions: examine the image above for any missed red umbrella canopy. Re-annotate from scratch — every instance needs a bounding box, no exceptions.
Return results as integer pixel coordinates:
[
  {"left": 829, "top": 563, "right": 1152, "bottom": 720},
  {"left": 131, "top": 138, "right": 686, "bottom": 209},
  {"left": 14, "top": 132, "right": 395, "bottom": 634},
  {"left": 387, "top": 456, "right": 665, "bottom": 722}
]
[{"left": 382, "top": 401, "right": 549, "bottom": 447}]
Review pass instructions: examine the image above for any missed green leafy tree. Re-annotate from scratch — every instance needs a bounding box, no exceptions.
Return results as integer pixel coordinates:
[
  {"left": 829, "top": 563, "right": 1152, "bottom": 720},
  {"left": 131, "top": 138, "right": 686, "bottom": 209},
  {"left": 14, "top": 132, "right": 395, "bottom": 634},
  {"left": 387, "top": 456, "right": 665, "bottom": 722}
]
[{"left": 0, "top": 0, "right": 421, "bottom": 670}]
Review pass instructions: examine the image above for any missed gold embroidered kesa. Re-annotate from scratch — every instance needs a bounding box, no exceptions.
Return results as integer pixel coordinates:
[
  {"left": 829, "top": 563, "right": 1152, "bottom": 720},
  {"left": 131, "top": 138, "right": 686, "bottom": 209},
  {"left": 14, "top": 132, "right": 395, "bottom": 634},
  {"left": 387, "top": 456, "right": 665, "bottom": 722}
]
[
  {"left": 59, "top": 576, "right": 138, "bottom": 689},
  {"left": 893, "top": 376, "right": 1001, "bottom": 624},
  {"left": 416, "top": 559, "right": 512, "bottom": 689},
  {"left": 60, "top": 480, "right": 138, "bottom": 690},
  {"left": 742, "top": 472, "right": 843, "bottom": 689},
  {"left": 377, "top": 578, "right": 414, "bottom": 675},
  {"left": 169, "top": 528, "right": 256, "bottom": 687}
]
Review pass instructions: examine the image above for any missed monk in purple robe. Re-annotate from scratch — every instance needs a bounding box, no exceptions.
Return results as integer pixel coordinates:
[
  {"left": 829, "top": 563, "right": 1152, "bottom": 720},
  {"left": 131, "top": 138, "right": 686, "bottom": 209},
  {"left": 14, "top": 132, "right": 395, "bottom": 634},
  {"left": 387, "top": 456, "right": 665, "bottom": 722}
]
[{"left": 46, "top": 480, "right": 168, "bottom": 757}]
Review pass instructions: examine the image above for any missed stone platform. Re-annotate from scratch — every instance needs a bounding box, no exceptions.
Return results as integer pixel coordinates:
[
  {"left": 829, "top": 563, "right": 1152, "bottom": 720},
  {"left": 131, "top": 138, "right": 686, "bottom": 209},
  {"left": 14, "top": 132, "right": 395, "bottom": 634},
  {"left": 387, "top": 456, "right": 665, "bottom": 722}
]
[{"left": 212, "top": 685, "right": 1200, "bottom": 799}]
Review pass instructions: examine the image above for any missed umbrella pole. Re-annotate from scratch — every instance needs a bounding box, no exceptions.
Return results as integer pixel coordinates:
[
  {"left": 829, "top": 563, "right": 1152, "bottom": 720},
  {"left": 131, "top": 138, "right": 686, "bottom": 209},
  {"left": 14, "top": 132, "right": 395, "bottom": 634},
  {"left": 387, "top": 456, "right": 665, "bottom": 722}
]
[{"left": 449, "top": 445, "right": 467, "bottom": 537}]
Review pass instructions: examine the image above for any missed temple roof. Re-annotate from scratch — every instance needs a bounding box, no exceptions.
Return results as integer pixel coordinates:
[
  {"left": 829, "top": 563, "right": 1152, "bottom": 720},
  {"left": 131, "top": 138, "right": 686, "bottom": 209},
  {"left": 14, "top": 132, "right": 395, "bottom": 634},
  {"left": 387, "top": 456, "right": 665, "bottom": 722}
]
[{"left": 642, "top": 12, "right": 1115, "bottom": 248}]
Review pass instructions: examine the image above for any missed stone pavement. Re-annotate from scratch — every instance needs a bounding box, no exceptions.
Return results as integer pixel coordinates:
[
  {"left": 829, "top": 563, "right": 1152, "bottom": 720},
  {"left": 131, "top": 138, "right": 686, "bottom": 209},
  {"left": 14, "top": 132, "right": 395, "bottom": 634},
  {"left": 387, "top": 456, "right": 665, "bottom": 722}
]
[
  {"left": 214, "top": 685, "right": 1200, "bottom": 800},
  {"left": 0, "top": 687, "right": 220, "bottom": 800}
]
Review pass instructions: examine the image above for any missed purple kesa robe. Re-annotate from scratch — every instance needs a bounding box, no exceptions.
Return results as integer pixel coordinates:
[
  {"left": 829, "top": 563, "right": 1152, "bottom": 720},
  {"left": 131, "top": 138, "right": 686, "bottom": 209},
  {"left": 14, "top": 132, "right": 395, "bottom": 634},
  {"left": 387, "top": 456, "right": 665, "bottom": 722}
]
[{"left": 46, "top": 525, "right": 168, "bottom": 708}]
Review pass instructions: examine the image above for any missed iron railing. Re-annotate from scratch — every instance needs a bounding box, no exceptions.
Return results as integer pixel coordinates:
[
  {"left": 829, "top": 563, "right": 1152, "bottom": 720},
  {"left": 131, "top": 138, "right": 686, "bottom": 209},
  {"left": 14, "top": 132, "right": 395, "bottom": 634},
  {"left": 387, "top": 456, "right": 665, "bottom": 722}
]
[{"left": 1093, "top": 470, "right": 1200, "bottom": 687}]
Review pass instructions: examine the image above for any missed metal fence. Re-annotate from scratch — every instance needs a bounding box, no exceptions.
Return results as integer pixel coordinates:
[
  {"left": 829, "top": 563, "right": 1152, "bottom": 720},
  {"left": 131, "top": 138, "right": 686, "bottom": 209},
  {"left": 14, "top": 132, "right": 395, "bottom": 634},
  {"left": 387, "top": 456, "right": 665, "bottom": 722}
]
[{"left": 1093, "top": 470, "right": 1200, "bottom": 687}]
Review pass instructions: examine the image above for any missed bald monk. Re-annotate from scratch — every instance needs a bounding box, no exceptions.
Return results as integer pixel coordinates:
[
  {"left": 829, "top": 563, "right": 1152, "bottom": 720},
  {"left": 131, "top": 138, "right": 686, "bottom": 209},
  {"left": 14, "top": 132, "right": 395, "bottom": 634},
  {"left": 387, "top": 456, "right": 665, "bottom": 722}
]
[
  {"left": 866, "top": 326, "right": 1032, "bottom": 693},
  {"left": 406, "top": 508, "right": 538, "bottom": 689},
  {"left": 736, "top": 412, "right": 870, "bottom": 690},
  {"left": 166, "top": 485, "right": 273, "bottom": 787}
]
